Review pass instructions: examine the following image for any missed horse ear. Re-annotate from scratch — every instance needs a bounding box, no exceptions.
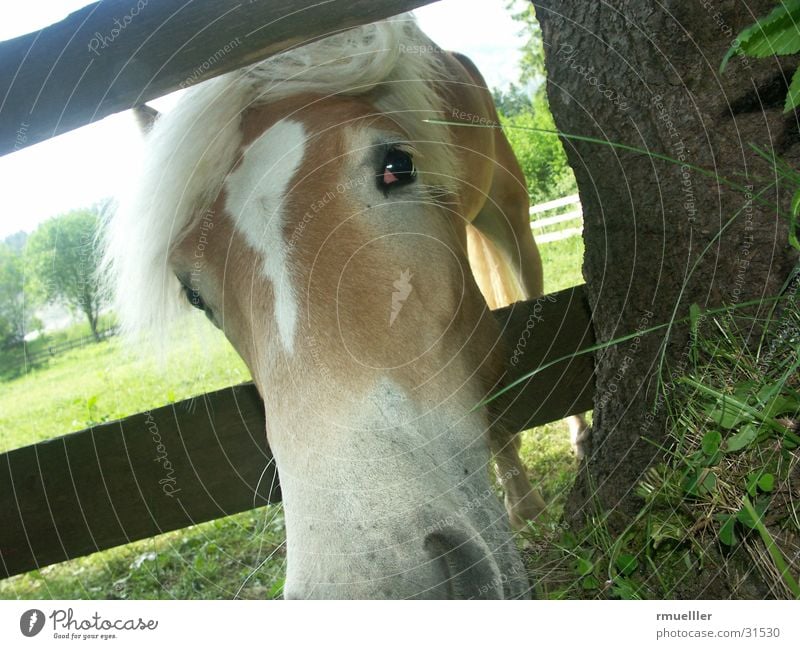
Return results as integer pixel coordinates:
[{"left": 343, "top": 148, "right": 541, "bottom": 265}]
[{"left": 132, "top": 104, "right": 160, "bottom": 134}]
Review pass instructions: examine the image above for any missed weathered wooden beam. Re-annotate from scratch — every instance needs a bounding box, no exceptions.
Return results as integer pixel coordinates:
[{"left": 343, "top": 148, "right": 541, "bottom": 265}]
[
  {"left": 0, "top": 285, "right": 595, "bottom": 578},
  {"left": 0, "top": 383, "right": 276, "bottom": 579},
  {"left": 0, "top": 0, "right": 437, "bottom": 157},
  {"left": 496, "top": 285, "right": 595, "bottom": 430}
]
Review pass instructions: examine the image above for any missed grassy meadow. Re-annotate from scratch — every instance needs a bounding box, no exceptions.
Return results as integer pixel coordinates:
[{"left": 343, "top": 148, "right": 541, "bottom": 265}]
[{"left": 0, "top": 236, "right": 587, "bottom": 599}]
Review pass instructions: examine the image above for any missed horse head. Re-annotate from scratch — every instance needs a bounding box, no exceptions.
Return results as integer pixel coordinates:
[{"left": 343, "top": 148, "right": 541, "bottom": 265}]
[{"left": 105, "top": 15, "right": 532, "bottom": 599}]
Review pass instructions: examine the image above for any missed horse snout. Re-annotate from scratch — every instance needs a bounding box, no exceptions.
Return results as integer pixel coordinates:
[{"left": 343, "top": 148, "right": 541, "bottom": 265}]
[{"left": 424, "top": 527, "right": 517, "bottom": 599}]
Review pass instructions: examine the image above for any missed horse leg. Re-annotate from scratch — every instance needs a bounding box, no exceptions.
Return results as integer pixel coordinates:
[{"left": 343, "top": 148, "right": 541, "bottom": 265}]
[{"left": 489, "top": 429, "right": 546, "bottom": 529}]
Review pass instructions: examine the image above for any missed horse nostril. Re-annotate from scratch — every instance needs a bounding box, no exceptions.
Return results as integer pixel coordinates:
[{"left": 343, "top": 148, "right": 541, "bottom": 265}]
[{"left": 424, "top": 528, "right": 502, "bottom": 599}]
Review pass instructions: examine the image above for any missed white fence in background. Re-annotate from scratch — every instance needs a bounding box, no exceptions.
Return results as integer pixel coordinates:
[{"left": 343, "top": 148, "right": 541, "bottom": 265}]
[{"left": 530, "top": 193, "right": 583, "bottom": 244}]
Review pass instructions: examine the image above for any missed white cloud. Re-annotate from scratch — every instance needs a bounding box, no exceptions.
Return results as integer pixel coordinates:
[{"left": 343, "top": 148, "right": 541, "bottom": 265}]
[{"left": 415, "top": 0, "right": 528, "bottom": 89}]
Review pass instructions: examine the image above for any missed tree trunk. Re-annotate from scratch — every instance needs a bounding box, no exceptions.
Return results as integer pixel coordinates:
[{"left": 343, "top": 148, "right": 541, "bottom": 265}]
[
  {"left": 534, "top": 0, "right": 799, "bottom": 597},
  {"left": 84, "top": 302, "right": 100, "bottom": 342}
]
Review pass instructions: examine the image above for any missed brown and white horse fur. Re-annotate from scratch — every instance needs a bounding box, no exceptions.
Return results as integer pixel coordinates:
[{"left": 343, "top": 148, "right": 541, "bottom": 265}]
[{"left": 112, "top": 15, "right": 583, "bottom": 598}]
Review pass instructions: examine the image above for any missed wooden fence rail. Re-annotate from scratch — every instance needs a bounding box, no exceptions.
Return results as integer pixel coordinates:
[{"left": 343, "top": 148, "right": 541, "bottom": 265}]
[
  {"left": 0, "top": 285, "right": 595, "bottom": 578},
  {"left": 23, "top": 326, "right": 118, "bottom": 367},
  {"left": 0, "top": 0, "right": 439, "bottom": 157}
]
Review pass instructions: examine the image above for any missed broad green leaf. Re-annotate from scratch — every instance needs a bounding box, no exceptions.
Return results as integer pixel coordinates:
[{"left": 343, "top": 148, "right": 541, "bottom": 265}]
[
  {"left": 615, "top": 553, "right": 639, "bottom": 576},
  {"left": 736, "top": 498, "right": 769, "bottom": 530},
  {"left": 741, "top": 21, "right": 800, "bottom": 57},
  {"left": 718, "top": 515, "right": 737, "bottom": 546},
  {"left": 724, "top": 423, "right": 759, "bottom": 452},
  {"left": 757, "top": 381, "right": 784, "bottom": 405},
  {"left": 576, "top": 556, "right": 594, "bottom": 576},
  {"left": 702, "top": 430, "right": 723, "bottom": 455},
  {"left": 787, "top": 67, "right": 800, "bottom": 113},
  {"left": 582, "top": 575, "right": 600, "bottom": 590},
  {"left": 722, "top": 1, "right": 800, "bottom": 70},
  {"left": 746, "top": 472, "right": 760, "bottom": 497},
  {"left": 683, "top": 468, "right": 717, "bottom": 496},
  {"left": 703, "top": 471, "right": 717, "bottom": 494},
  {"left": 707, "top": 400, "right": 750, "bottom": 429},
  {"left": 688, "top": 450, "right": 707, "bottom": 467},
  {"left": 758, "top": 473, "right": 775, "bottom": 492},
  {"left": 763, "top": 394, "right": 800, "bottom": 418},
  {"left": 733, "top": 380, "right": 759, "bottom": 401},
  {"left": 611, "top": 576, "right": 641, "bottom": 600}
]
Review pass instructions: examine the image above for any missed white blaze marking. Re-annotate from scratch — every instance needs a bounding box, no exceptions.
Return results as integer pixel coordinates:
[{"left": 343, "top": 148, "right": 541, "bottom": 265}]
[{"left": 224, "top": 119, "right": 306, "bottom": 353}]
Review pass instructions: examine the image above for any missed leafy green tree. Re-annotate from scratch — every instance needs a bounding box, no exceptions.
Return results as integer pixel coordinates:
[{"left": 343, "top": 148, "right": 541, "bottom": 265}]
[
  {"left": 26, "top": 208, "right": 105, "bottom": 341},
  {"left": 492, "top": 84, "right": 533, "bottom": 117},
  {"left": 495, "top": 1, "right": 576, "bottom": 206},
  {"left": 507, "top": 1, "right": 545, "bottom": 86},
  {"left": 0, "top": 243, "right": 30, "bottom": 346},
  {"left": 501, "top": 95, "right": 577, "bottom": 205}
]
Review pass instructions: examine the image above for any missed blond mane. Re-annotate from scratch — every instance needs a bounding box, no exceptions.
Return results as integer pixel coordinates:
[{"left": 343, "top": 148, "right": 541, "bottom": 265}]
[{"left": 102, "top": 14, "right": 459, "bottom": 340}]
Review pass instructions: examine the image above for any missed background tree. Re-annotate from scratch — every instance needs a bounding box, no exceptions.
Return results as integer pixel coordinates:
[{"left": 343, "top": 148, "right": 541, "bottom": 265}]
[
  {"left": 533, "top": 0, "right": 799, "bottom": 597},
  {"left": 0, "top": 243, "right": 30, "bottom": 346},
  {"left": 494, "top": 5, "right": 578, "bottom": 205},
  {"left": 26, "top": 207, "right": 105, "bottom": 341},
  {"left": 507, "top": 0, "right": 545, "bottom": 87},
  {"left": 501, "top": 93, "right": 577, "bottom": 204}
]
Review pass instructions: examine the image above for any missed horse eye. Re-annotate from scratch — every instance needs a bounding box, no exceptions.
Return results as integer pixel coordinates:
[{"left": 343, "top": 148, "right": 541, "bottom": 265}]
[
  {"left": 182, "top": 283, "right": 206, "bottom": 311},
  {"left": 378, "top": 148, "right": 416, "bottom": 189}
]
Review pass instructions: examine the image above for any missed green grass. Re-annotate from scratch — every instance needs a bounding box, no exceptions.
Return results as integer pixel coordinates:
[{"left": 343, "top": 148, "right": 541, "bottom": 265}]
[
  {"left": 0, "top": 318, "right": 288, "bottom": 600},
  {"left": 539, "top": 236, "right": 584, "bottom": 294},
  {"left": 3, "top": 508, "right": 287, "bottom": 600},
  {"left": 518, "top": 420, "right": 579, "bottom": 512},
  {"left": 0, "top": 319, "right": 249, "bottom": 454},
  {"left": 0, "top": 313, "right": 118, "bottom": 381},
  {"left": 527, "top": 296, "right": 800, "bottom": 600}
]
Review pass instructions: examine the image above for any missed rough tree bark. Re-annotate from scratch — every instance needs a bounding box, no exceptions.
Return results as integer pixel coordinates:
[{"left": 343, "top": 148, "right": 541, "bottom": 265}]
[{"left": 534, "top": 0, "right": 799, "bottom": 597}]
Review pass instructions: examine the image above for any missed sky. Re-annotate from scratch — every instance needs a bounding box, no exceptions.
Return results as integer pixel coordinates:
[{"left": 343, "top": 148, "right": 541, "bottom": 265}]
[{"left": 0, "top": 0, "right": 529, "bottom": 240}]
